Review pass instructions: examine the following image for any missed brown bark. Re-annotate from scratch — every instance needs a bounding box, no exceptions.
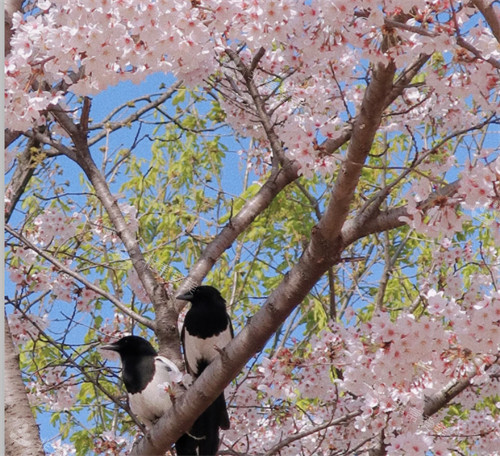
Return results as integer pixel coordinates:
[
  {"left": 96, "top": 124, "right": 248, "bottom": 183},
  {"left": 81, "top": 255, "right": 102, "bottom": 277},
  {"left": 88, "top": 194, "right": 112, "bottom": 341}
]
[
  {"left": 4, "top": 315, "right": 46, "bottom": 456},
  {"left": 5, "top": 139, "right": 39, "bottom": 224}
]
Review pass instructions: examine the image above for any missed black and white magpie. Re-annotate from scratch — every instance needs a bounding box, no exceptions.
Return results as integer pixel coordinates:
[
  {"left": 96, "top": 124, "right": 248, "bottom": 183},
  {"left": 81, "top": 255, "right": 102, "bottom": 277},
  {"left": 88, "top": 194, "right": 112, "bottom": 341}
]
[
  {"left": 178, "top": 285, "right": 234, "bottom": 456},
  {"left": 101, "top": 335, "right": 197, "bottom": 455}
]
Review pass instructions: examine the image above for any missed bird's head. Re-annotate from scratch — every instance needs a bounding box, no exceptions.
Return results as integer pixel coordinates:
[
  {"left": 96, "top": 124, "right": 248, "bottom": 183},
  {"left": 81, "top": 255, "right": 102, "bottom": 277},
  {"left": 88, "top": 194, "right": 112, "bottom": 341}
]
[
  {"left": 101, "top": 335, "right": 157, "bottom": 358},
  {"left": 177, "top": 285, "right": 225, "bottom": 306}
]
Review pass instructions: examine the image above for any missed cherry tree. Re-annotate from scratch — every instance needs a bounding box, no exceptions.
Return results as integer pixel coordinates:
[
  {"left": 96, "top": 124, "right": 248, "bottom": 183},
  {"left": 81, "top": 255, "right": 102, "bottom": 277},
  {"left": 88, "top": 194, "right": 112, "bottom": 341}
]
[{"left": 4, "top": 0, "right": 500, "bottom": 455}]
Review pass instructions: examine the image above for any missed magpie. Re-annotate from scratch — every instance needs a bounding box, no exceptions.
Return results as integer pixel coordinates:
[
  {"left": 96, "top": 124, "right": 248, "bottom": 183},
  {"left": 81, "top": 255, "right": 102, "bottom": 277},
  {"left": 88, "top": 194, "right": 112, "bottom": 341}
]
[
  {"left": 178, "top": 285, "right": 233, "bottom": 456},
  {"left": 101, "top": 335, "right": 198, "bottom": 455}
]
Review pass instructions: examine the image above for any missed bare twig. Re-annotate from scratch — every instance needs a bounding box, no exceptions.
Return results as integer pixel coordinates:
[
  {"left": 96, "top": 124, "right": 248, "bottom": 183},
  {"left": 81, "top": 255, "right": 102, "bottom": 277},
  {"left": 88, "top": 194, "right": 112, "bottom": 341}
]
[{"left": 263, "top": 410, "right": 363, "bottom": 456}]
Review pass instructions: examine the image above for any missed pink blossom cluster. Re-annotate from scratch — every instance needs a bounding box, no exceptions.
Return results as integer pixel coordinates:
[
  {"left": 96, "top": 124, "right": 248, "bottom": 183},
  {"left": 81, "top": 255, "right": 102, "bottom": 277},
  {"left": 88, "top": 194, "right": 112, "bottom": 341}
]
[
  {"left": 459, "top": 154, "right": 500, "bottom": 210},
  {"left": 9, "top": 260, "right": 76, "bottom": 303},
  {"left": 7, "top": 1, "right": 498, "bottom": 178},
  {"left": 8, "top": 310, "right": 49, "bottom": 344},
  {"left": 401, "top": 152, "right": 500, "bottom": 239},
  {"left": 223, "top": 279, "right": 499, "bottom": 454},
  {"left": 401, "top": 188, "right": 465, "bottom": 239},
  {"left": 30, "top": 209, "right": 80, "bottom": 247},
  {"left": 92, "top": 431, "right": 132, "bottom": 456},
  {"left": 421, "top": 237, "right": 498, "bottom": 305},
  {"left": 6, "top": 0, "right": 218, "bottom": 130},
  {"left": 27, "top": 366, "right": 77, "bottom": 411},
  {"left": 49, "top": 439, "right": 76, "bottom": 456}
]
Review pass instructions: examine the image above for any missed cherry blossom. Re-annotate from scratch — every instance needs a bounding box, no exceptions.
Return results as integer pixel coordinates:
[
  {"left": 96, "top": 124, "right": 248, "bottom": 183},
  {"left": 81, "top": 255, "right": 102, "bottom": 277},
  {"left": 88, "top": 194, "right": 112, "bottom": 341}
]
[
  {"left": 76, "top": 287, "right": 99, "bottom": 313},
  {"left": 8, "top": 310, "right": 49, "bottom": 344},
  {"left": 93, "top": 431, "right": 131, "bottom": 456},
  {"left": 32, "top": 209, "right": 81, "bottom": 246},
  {"left": 49, "top": 439, "right": 76, "bottom": 456},
  {"left": 5, "top": 0, "right": 500, "bottom": 454}
]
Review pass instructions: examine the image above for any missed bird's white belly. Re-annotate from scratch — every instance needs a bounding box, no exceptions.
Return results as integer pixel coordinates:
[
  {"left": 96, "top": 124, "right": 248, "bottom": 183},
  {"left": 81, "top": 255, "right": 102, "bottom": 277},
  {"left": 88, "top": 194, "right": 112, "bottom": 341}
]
[
  {"left": 184, "top": 330, "right": 231, "bottom": 375},
  {"left": 128, "top": 368, "right": 173, "bottom": 427}
]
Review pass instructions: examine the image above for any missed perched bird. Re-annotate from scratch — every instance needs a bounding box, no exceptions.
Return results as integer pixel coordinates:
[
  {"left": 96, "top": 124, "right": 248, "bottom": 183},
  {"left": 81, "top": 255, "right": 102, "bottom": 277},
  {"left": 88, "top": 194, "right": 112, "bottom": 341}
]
[
  {"left": 101, "top": 335, "right": 197, "bottom": 455},
  {"left": 178, "top": 285, "right": 234, "bottom": 455}
]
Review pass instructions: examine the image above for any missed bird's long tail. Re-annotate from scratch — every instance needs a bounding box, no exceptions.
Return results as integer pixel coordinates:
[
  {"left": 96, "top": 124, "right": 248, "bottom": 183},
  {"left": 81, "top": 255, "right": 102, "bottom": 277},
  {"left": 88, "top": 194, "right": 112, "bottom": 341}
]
[
  {"left": 175, "top": 432, "right": 199, "bottom": 456},
  {"left": 193, "top": 392, "right": 229, "bottom": 455}
]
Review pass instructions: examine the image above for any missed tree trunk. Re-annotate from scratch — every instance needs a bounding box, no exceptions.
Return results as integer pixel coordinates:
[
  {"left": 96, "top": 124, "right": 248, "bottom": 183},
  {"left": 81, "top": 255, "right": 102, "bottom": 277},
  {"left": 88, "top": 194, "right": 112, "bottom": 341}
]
[{"left": 4, "top": 314, "right": 45, "bottom": 456}]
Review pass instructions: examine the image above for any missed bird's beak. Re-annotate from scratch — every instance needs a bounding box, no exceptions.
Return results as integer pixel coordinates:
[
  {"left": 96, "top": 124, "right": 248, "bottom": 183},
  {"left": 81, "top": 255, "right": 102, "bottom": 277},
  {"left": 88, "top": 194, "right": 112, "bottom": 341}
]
[
  {"left": 101, "top": 342, "right": 119, "bottom": 352},
  {"left": 177, "top": 291, "right": 194, "bottom": 301}
]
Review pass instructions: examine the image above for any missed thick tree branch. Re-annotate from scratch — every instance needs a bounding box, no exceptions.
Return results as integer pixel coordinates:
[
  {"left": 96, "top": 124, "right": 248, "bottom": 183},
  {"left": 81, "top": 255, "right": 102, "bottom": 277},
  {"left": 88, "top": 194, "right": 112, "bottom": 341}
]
[
  {"left": 4, "top": 314, "right": 46, "bottom": 456},
  {"left": 317, "top": 61, "right": 396, "bottom": 246},
  {"left": 424, "top": 378, "right": 474, "bottom": 418},
  {"left": 342, "top": 180, "right": 461, "bottom": 245},
  {"left": 456, "top": 35, "right": 500, "bottom": 69},
  {"left": 5, "top": 140, "right": 38, "bottom": 224},
  {"left": 423, "top": 360, "right": 499, "bottom": 418}
]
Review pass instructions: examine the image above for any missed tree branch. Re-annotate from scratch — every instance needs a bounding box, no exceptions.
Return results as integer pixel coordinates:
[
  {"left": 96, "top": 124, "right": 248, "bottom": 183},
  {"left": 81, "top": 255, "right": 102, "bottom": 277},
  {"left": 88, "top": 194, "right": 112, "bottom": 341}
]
[
  {"left": 423, "top": 359, "right": 499, "bottom": 419},
  {"left": 456, "top": 35, "right": 500, "bottom": 69},
  {"left": 5, "top": 139, "right": 38, "bottom": 224},
  {"left": 342, "top": 180, "right": 461, "bottom": 245},
  {"left": 263, "top": 410, "right": 362, "bottom": 456},
  {"left": 317, "top": 61, "right": 396, "bottom": 247},
  {"left": 4, "top": 314, "right": 46, "bottom": 456}
]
